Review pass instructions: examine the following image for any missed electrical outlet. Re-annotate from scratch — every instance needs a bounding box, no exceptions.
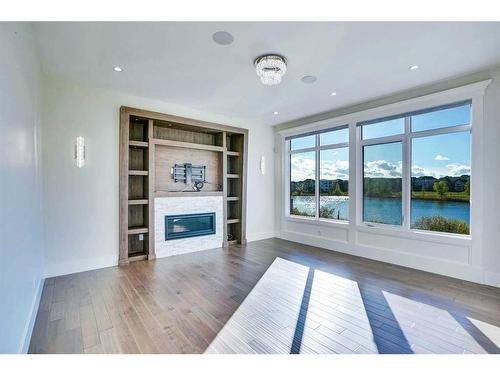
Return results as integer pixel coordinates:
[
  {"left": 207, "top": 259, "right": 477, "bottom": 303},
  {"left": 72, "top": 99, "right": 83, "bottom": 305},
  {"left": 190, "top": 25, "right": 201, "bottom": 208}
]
[{"left": 139, "top": 234, "right": 144, "bottom": 241}]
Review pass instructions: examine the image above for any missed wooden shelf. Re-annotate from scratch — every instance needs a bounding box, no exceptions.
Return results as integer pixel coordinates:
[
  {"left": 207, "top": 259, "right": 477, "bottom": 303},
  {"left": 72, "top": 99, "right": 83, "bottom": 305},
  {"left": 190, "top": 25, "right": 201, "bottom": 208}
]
[
  {"left": 227, "top": 196, "right": 239, "bottom": 201},
  {"left": 227, "top": 218, "right": 240, "bottom": 224},
  {"left": 128, "top": 227, "right": 148, "bottom": 235},
  {"left": 129, "top": 140, "right": 148, "bottom": 148},
  {"left": 227, "top": 174, "right": 240, "bottom": 179},
  {"left": 226, "top": 151, "right": 240, "bottom": 157},
  {"left": 152, "top": 138, "right": 225, "bottom": 153},
  {"left": 128, "top": 170, "right": 149, "bottom": 176},
  {"left": 155, "top": 190, "right": 223, "bottom": 198},
  {"left": 128, "top": 199, "right": 148, "bottom": 205}
]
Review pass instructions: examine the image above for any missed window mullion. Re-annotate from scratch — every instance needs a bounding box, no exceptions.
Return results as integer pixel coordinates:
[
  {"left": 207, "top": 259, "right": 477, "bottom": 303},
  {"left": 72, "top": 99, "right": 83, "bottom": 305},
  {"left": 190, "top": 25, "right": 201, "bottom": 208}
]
[
  {"left": 403, "top": 116, "right": 411, "bottom": 229},
  {"left": 315, "top": 134, "right": 320, "bottom": 220}
]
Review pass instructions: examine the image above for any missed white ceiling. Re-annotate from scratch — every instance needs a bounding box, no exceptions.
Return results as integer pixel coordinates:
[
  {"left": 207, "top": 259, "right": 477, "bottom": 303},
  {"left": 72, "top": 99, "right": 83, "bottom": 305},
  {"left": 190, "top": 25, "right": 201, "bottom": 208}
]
[{"left": 33, "top": 22, "right": 500, "bottom": 126}]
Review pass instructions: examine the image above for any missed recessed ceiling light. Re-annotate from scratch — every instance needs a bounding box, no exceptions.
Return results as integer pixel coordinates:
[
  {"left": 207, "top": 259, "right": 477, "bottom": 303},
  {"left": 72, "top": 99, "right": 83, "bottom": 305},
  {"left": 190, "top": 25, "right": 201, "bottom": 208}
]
[
  {"left": 409, "top": 65, "right": 419, "bottom": 71},
  {"left": 113, "top": 66, "right": 123, "bottom": 72},
  {"left": 330, "top": 92, "right": 337, "bottom": 96},
  {"left": 212, "top": 31, "right": 234, "bottom": 45},
  {"left": 301, "top": 75, "right": 317, "bottom": 84},
  {"left": 273, "top": 111, "right": 279, "bottom": 115}
]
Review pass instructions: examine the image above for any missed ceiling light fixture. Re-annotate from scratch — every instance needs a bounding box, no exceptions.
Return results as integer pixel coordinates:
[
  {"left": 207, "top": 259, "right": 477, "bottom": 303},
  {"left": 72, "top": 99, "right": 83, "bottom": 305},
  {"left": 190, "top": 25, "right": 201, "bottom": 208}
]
[
  {"left": 273, "top": 111, "right": 279, "bottom": 115},
  {"left": 113, "top": 66, "right": 123, "bottom": 72},
  {"left": 254, "top": 54, "right": 287, "bottom": 85},
  {"left": 330, "top": 92, "right": 337, "bottom": 96},
  {"left": 409, "top": 65, "right": 419, "bottom": 70}
]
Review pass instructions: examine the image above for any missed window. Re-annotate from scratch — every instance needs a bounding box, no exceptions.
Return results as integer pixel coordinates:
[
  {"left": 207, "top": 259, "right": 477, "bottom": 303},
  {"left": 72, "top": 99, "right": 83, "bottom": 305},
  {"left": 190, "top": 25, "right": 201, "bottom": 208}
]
[
  {"left": 290, "top": 150, "right": 316, "bottom": 217},
  {"left": 411, "top": 103, "right": 470, "bottom": 132},
  {"left": 288, "top": 126, "right": 349, "bottom": 221},
  {"left": 363, "top": 142, "right": 402, "bottom": 225},
  {"left": 290, "top": 134, "right": 315, "bottom": 151},
  {"left": 362, "top": 117, "right": 405, "bottom": 139},
  {"left": 320, "top": 147, "right": 349, "bottom": 220},
  {"left": 285, "top": 95, "right": 474, "bottom": 237},
  {"left": 359, "top": 100, "right": 471, "bottom": 235},
  {"left": 320, "top": 127, "right": 349, "bottom": 145},
  {"left": 410, "top": 129, "right": 471, "bottom": 234}
]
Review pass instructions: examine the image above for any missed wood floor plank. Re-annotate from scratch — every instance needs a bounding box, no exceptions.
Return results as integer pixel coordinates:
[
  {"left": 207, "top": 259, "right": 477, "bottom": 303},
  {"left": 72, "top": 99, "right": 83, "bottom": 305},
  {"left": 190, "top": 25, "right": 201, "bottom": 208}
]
[{"left": 29, "top": 238, "right": 500, "bottom": 354}]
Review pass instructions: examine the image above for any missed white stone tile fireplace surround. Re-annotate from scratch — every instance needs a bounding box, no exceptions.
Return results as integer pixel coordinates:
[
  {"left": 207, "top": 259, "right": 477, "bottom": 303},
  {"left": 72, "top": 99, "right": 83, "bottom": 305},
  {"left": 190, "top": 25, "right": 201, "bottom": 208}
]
[{"left": 154, "top": 196, "right": 224, "bottom": 258}]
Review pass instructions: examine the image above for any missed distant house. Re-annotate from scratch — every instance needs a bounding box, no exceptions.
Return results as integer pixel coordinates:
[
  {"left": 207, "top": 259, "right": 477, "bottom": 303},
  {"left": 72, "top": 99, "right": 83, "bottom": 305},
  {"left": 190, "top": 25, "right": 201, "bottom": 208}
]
[
  {"left": 413, "top": 176, "right": 436, "bottom": 191},
  {"left": 454, "top": 179, "right": 465, "bottom": 192}
]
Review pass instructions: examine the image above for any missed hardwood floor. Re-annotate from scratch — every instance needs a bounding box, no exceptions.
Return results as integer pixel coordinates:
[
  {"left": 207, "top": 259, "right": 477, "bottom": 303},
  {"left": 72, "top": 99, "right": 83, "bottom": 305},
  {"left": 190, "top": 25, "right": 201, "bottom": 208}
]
[{"left": 29, "top": 238, "right": 500, "bottom": 354}]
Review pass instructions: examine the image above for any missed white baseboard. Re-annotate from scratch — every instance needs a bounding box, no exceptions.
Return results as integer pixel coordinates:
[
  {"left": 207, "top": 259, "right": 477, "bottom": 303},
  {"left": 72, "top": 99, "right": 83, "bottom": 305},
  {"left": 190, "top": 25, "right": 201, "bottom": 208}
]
[
  {"left": 44, "top": 255, "right": 118, "bottom": 279},
  {"left": 19, "top": 278, "right": 44, "bottom": 354},
  {"left": 277, "top": 230, "right": 494, "bottom": 287},
  {"left": 484, "top": 270, "right": 500, "bottom": 288},
  {"left": 247, "top": 230, "right": 276, "bottom": 242}
]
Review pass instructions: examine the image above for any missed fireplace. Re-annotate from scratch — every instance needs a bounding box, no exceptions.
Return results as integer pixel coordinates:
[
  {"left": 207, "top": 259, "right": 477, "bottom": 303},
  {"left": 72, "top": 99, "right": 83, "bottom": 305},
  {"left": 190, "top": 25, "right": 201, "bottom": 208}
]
[{"left": 165, "top": 212, "right": 216, "bottom": 240}]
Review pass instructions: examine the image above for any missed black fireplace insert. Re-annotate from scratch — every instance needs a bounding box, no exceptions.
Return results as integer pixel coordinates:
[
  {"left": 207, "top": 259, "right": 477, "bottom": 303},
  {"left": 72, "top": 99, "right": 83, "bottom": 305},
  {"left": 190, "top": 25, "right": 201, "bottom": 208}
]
[{"left": 165, "top": 212, "right": 216, "bottom": 240}]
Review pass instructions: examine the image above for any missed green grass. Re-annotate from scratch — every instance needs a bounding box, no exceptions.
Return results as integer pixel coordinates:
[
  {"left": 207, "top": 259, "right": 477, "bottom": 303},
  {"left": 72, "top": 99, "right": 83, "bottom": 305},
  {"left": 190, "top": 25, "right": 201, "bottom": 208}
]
[
  {"left": 411, "top": 191, "right": 469, "bottom": 202},
  {"left": 412, "top": 216, "right": 469, "bottom": 235},
  {"left": 291, "top": 207, "right": 314, "bottom": 217}
]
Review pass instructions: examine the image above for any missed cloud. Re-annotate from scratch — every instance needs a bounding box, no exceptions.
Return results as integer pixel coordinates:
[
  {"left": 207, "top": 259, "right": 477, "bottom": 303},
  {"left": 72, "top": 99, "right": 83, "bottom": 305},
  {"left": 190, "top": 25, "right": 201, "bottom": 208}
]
[
  {"left": 412, "top": 165, "right": 437, "bottom": 177},
  {"left": 446, "top": 163, "right": 470, "bottom": 176},
  {"left": 435, "top": 155, "right": 450, "bottom": 161},
  {"left": 364, "top": 160, "right": 402, "bottom": 178},
  {"left": 290, "top": 156, "right": 315, "bottom": 181},
  {"left": 290, "top": 155, "right": 349, "bottom": 181},
  {"left": 321, "top": 160, "right": 349, "bottom": 180}
]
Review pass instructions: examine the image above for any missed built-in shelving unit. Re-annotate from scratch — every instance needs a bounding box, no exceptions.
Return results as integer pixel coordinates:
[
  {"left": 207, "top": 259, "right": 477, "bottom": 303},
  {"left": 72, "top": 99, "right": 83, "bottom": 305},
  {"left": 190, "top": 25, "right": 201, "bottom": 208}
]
[
  {"left": 119, "top": 107, "right": 247, "bottom": 265},
  {"left": 120, "top": 116, "right": 153, "bottom": 264}
]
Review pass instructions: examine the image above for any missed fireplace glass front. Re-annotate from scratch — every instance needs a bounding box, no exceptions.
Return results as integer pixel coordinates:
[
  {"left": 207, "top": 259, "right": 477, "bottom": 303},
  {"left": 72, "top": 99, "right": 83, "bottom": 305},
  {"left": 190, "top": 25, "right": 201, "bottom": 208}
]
[{"left": 165, "top": 212, "right": 216, "bottom": 240}]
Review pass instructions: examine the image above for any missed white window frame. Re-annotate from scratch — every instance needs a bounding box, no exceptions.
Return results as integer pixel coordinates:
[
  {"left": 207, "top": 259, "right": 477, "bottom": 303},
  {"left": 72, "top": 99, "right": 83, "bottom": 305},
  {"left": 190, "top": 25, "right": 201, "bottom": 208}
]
[
  {"left": 357, "top": 103, "right": 472, "bottom": 234},
  {"left": 287, "top": 124, "right": 350, "bottom": 224},
  {"left": 280, "top": 80, "right": 490, "bottom": 253}
]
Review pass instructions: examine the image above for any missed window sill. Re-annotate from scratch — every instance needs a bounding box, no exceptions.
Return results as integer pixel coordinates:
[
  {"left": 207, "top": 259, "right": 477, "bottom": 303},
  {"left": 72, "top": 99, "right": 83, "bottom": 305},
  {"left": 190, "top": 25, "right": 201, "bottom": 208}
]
[
  {"left": 285, "top": 215, "right": 350, "bottom": 229},
  {"left": 356, "top": 223, "right": 471, "bottom": 246}
]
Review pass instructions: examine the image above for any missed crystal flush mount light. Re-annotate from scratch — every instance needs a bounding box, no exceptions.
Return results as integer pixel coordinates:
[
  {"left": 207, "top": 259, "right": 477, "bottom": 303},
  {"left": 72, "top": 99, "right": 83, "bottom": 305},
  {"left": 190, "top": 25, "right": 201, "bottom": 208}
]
[{"left": 254, "top": 54, "right": 287, "bottom": 85}]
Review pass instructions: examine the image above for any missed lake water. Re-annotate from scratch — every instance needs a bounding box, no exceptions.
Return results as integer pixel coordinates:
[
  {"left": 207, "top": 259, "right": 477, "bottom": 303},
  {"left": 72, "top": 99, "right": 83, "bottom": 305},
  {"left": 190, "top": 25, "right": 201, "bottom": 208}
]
[{"left": 291, "top": 196, "right": 470, "bottom": 225}]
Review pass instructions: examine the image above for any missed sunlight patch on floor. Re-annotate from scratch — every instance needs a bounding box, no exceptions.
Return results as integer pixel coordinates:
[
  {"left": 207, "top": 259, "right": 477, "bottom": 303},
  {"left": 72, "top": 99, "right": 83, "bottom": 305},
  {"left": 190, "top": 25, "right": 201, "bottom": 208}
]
[
  {"left": 382, "top": 291, "right": 498, "bottom": 353},
  {"left": 204, "top": 257, "right": 376, "bottom": 354},
  {"left": 467, "top": 317, "right": 500, "bottom": 348}
]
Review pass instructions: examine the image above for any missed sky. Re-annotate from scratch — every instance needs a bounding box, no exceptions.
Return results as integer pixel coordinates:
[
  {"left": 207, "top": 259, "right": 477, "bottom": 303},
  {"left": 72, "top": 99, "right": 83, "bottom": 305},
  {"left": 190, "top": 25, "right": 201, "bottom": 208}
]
[{"left": 290, "top": 103, "right": 471, "bottom": 182}]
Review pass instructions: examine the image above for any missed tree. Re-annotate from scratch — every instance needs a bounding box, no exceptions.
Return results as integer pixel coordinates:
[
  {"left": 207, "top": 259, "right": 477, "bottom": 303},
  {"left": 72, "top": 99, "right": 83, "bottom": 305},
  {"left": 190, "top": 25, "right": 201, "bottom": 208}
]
[
  {"left": 464, "top": 180, "right": 470, "bottom": 195},
  {"left": 333, "top": 183, "right": 343, "bottom": 196},
  {"left": 433, "top": 181, "right": 449, "bottom": 200}
]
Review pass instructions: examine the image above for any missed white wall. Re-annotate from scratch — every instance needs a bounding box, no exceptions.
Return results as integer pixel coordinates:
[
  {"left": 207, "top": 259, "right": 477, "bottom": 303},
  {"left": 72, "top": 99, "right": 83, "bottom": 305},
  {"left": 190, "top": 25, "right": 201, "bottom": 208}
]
[
  {"left": 42, "top": 78, "right": 275, "bottom": 278},
  {"left": 274, "top": 69, "right": 500, "bottom": 287},
  {"left": 0, "top": 23, "right": 45, "bottom": 353}
]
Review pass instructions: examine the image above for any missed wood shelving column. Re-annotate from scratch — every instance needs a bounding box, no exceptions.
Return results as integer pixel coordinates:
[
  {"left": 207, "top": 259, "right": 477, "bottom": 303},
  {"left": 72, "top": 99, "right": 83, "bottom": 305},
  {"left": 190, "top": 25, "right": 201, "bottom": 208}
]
[
  {"left": 119, "top": 110, "right": 152, "bottom": 265},
  {"left": 224, "top": 132, "right": 247, "bottom": 246}
]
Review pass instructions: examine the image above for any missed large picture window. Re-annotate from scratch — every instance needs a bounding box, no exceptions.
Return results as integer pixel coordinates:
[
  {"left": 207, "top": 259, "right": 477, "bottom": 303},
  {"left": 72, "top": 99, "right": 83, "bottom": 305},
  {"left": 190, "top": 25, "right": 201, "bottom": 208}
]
[
  {"left": 359, "top": 101, "right": 471, "bottom": 235},
  {"left": 285, "top": 98, "right": 473, "bottom": 237},
  {"left": 288, "top": 126, "right": 349, "bottom": 221}
]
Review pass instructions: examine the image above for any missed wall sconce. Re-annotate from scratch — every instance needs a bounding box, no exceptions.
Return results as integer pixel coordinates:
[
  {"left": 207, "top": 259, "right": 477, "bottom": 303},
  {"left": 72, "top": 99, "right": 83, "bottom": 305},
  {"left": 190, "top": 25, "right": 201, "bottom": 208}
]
[
  {"left": 74, "top": 136, "right": 86, "bottom": 168},
  {"left": 260, "top": 156, "right": 266, "bottom": 175}
]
